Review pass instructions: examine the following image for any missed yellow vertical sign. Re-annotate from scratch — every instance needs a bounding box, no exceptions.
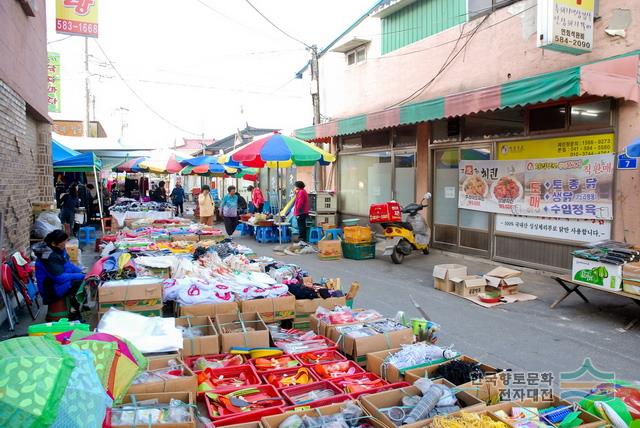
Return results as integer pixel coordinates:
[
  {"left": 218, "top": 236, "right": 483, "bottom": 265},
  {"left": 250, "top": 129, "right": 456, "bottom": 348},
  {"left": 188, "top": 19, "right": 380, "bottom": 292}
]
[{"left": 56, "top": 0, "right": 99, "bottom": 38}]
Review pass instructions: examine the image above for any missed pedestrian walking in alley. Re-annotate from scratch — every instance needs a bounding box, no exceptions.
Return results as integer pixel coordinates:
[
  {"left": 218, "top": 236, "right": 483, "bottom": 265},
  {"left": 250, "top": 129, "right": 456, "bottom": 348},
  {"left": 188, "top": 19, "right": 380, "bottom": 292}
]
[
  {"left": 33, "top": 230, "right": 86, "bottom": 320},
  {"left": 170, "top": 182, "right": 186, "bottom": 216},
  {"left": 248, "top": 185, "right": 265, "bottom": 213},
  {"left": 198, "top": 185, "right": 215, "bottom": 226},
  {"left": 220, "top": 185, "right": 240, "bottom": 236},
  {"left": 59, "top": 183, "right": 79, "bottom": 236},
  {"left": 294, "top": 181, "right": 310, "bottom": 243}
]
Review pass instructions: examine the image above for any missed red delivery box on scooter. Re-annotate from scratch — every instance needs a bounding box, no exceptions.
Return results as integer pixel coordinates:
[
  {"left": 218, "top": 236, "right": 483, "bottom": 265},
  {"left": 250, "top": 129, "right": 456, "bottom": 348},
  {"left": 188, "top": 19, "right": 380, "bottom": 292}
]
[{"left": 369, "top": 202, "right": 402, "bottom": 223}]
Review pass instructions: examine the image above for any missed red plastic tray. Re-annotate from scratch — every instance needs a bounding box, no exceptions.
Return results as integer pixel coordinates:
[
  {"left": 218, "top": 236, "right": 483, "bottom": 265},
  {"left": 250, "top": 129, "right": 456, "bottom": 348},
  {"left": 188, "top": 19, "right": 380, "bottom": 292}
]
[
  {"left": 293, "top": 349, "right": 347, "bottom": 366},
  {"left": 345, "top": 381, "right": 410, "bottom": 399},
  {"left": 282, "top": 394, "right": 352, "bottom": 412},
  {"left": 248, "top": 354, "right": 301, "bottom": 373},
  {"left": 212, "top": 406, "right": 283, "bottom": 426},
  {"left": 281, "top": 380, "right": 343, "bottom": 405},
  {"left": 261, "top": 366, "right": 319, "bottom": 389},
  {"left": 196, "top": 364, "right": 262, "bottom": 394},
  {"left": 183, "top": 353, "right": 245, "bottom": 370},
  {"left": 311, "top": 360, "right": 365, "bottom": 381},
  {"left": 330, "top": 372, "right": 387, "bottom": 394},
  {"left": 204, "top": 384, "right": 285, "bottom": 421}
]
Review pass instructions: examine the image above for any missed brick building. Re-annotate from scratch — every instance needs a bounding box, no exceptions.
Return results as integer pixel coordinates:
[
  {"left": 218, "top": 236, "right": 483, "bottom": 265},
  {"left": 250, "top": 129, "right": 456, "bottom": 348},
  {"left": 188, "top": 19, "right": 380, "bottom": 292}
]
[{"left": 0, "top": 0, "right": 52, "bottom": 251}]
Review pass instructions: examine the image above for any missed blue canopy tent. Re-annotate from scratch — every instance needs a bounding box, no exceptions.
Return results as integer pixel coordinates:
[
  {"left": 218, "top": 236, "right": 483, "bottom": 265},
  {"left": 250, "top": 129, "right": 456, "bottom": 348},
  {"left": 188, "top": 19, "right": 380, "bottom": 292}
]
[
  {"left": 52, "top": 140, "right": 80, "bottom": 162},
  {"left": 52, "top": 141, "right": 105, "bottom": 234}
]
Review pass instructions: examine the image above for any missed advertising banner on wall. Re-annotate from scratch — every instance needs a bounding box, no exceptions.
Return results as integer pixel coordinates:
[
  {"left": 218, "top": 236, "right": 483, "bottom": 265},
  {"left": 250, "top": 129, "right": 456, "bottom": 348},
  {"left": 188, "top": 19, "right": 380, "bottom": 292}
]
[
  {"left": 56, "top": 0, "right": 99, "bottom": 37},
  {"left": 495, "top": 215, "right": 611, "bottom": 242},
  {"left": 459, "top": 154, "right": 614, "bottom": 220},
  {"left": 47, "top": 53, "right": 61, "bottom": 113},
  {"left": 537, "top": 0, "right": 595, "bottom": 55}
]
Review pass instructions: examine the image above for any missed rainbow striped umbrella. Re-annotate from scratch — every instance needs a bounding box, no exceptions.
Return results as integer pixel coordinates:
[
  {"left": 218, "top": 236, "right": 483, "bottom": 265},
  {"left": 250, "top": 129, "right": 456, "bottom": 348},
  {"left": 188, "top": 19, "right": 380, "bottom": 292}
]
[
  {"left": 218, "top": 132, "right": 335, "bottom": 168},
  {"left": 180, "top": 155, "right": 237, "bottom": 176},
  {"left": 112, "top": 157, "right": 149, "bottom": 173},
  {"left": 138, "top": 151, "right": 184, "bottom": 174}
]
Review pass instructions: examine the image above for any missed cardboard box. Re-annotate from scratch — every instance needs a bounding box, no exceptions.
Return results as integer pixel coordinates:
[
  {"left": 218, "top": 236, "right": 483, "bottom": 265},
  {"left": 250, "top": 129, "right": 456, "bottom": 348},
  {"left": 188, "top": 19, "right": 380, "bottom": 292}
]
[
  {"left": 115, "top": 392, "right": 195, "bottom": 428},
  {"left": 571, "top": 257, "right": 622, "bottom": 291},
  {"left": 178, "top": 301, "right": 238, "bottom": 317},
  {"left": 327, "top": 324, "right": 414, "bottom": 366},
  {"left": 359, "top": 381, "right": 485, "bottom": 428},
  {"left": 98, "top": 304, "right": 164, "bottom": 319},
  {"left": 215, "top": 312, "right": 269, "bottom": 353},
  {"left": 261, "top": 401, "right": 385, "bottom": 428},
  {"left": 623, "top": 262, "right": 640, "bottom": 295},
  {"left": 175, "top": 316, "right": 219, "bottom": 357},
  {"left": 126, "top": 356, "right": 197, "bottom": 395},
  {"left": 366, "top": 345, "right": 459, "bottom": 383},
  {"left": 293, "top": 296, "right": 347, "bottom": 329},
  {"left": 99, "top": 277, "right": 164, "bottom": 304},
  {"left": 240, "top": 294, "right": 295, "bottom": 323},
  {"left": 486, "top": 396, "right": 607, "bottom": 428},
  {"left": 318, "top": 239, "right": 342, "bottom": 260},
  {"left": 484, "top": 266, "right": 524, "bottom": 295},
  {"left": 452, "top": 275, "right": 487, "bottom": 297},
  {"left": 433, "top": 264, "right": 467, "bottom": 292}
]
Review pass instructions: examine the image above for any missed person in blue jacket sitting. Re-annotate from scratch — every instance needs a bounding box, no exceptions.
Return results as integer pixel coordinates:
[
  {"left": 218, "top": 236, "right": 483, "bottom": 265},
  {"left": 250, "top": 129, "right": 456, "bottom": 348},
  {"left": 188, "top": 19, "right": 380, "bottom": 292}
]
[{"left": 33, "top": 230, "right": 85, "bottom": 318}]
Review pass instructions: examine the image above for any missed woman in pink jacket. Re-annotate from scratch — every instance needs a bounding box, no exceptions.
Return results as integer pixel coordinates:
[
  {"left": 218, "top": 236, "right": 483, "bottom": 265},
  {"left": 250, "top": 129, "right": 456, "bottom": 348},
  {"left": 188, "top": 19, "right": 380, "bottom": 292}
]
[
  {"left": 247, "top": 185, "right": 265, "bottom": 213},
  {"left": 293, "top": 181, "right": 310, "bottom": 243}
]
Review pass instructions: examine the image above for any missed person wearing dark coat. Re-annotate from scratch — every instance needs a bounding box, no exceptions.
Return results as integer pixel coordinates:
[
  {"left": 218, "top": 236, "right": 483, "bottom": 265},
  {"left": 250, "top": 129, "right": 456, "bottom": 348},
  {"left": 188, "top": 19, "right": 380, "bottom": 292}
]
[{"left": 33, "top": 230, "right": 85, "bottom": 317}]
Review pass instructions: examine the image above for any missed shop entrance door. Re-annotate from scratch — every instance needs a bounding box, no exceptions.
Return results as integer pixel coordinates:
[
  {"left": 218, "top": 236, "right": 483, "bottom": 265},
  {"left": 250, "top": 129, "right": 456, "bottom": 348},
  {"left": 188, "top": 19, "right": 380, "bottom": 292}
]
[{"left": 432, "top": 145, "right": 492, "bottom": 256}]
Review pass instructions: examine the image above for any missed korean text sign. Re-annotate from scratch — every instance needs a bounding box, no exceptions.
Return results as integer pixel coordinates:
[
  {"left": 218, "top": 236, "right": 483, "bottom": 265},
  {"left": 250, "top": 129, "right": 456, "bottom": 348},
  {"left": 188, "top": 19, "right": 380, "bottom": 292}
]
[
  {"left": 56, "top": 0, "right": 99, "bottom": 37},
  {"left": 47, "top": 53, "right": 61, "bottom": 113},
  {"left": 537, "top": 0, "right": 595, "bottom": 55},
  {"left": 459, "top": 154, "right": 614, "bottom": 220}
]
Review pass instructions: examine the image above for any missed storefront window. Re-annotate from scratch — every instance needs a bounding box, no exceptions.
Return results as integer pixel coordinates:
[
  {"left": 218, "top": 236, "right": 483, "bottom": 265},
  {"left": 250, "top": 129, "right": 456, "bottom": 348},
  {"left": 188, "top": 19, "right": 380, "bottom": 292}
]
[
  {"left": 394, "top": 153, "right": 416, "bottom": 207},
  {"left": 433, "top": 149, "right": 459, "bottom": 244},
  {"left": 570, "top": 100, "right": 611, "bottom": 129},
  {"left": 463, "top": 108, "right": 524, "bottom": 140},
  {"left": 529, "top": 104, "right": 567, "bottom": 132},
  {"left": 432, "top": 118, "right": 460, "bottom": 143},
  {"left": 339, "top": 151, "right": 392, "bottom": 215},
  {"left": 342, "top": 136, "right": 362, "bottom": 150},
  {"left": 459, "top": 148, "right": 490, "bottom": 250},
  {"left": 396, "top": 126, "right": 417, "bottom": 147},
  {"left": 362, "top": 131, "right": 390, "bottom": 148}
]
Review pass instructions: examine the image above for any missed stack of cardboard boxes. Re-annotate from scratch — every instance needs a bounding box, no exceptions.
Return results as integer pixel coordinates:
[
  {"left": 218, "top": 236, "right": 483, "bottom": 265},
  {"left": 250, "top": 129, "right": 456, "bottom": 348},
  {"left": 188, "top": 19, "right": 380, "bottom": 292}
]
[
  {"left": 98, "top": 277, "right": 164, "bottom": 319},
  {"left": 433, "top": 264, "right": 523, "bottom": 298}
]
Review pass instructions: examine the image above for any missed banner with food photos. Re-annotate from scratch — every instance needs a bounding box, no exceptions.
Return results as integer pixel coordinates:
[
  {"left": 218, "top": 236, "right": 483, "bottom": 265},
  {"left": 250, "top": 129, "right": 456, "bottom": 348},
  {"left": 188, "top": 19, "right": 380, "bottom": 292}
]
[{"left": 458, "top": 154, "right": 614, "bottom": 220}]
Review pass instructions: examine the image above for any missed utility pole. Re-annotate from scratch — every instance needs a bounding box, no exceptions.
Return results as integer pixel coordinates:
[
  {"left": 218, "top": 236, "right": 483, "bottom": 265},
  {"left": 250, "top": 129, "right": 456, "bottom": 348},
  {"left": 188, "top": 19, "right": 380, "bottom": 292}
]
[
  {"left": 116, "top": 107, "right": 129, "bottom": 138},
  {"left": 84, "top": 37, "right": 91, "bottom": 137},
  {"left": 310, "top": 45, "right": 321, "bottom": 192}
]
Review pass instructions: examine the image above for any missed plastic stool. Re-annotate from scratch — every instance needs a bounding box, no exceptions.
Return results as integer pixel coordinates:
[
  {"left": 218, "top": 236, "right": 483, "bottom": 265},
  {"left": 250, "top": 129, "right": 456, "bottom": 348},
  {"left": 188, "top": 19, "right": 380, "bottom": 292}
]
[
  {"left": 78, "top": 226, "right": 97, "bottom": 245},
  {"left": 277, "top": 225, "right": 291, "bottom": 243},
  {"left": 255, "top": 226, "right": 276, "bottom": 243},
  {"left": 262, "top": 201, "right": 271, "bottom": 214},
  {"left": 324, "top": 228, "right": 344, "bottom": 240},
  {"left": 307, "top": 227, "right": 323, "bottom": 244}
]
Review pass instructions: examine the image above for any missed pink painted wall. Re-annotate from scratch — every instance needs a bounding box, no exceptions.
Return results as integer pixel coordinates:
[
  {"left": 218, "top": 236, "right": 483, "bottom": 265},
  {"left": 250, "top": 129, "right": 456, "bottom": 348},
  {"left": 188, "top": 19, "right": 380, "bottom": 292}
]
[
  {"left": 320, "top": 0, "right": 640, "bottom": 118},
  {"left": 0, "top": 0, "right": 49, "bottom": 120},
  {"left": 614, "top": 101, "right": 640, "bottom": 243}
]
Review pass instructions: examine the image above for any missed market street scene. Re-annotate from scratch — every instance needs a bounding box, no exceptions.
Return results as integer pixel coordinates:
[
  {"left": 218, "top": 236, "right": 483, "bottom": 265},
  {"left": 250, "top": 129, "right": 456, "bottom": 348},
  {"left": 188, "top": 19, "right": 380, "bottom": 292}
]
[{"left": 1, "top": 0, "right": 640, "bottom": 427}]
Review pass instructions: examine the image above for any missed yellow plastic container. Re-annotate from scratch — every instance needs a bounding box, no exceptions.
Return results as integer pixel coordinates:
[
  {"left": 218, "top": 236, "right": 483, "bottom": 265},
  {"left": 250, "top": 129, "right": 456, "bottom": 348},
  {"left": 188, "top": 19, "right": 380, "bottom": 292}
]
[{"left": 344, "top": 226, "right": 372, "bottom": 244}]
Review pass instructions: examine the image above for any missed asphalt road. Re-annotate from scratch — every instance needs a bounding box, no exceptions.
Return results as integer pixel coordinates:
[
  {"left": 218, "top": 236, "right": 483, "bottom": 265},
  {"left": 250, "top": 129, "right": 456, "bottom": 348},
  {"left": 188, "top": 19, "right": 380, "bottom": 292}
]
[{"left": 242, "top": 236, "right": 640, "bottom": 385}]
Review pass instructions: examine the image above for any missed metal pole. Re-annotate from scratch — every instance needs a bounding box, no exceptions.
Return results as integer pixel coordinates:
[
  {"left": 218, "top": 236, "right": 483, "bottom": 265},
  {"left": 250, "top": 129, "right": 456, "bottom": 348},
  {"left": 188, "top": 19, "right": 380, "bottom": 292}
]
[
  {"left": 85, "top": 37, "right": 91, "bottom": 137},
  {"left": 310, "top": 45, "right": 321, "bottom": 192},
  {"left": 93, "top": 165, "right": 105, "bottom": 235}
]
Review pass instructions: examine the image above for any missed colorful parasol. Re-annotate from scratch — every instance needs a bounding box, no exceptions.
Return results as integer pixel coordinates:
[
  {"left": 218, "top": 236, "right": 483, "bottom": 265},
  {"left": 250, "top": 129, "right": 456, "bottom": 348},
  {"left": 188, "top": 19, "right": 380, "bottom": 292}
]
[
  {"left": 227, "top": 167, "right": 259, "bottom": 181},
  {"left": 112, "top": 157, "right": 149, "bottom": 173},
  {"left": 180, "top": 155, "right": 237, "bottom": 176},
  {"left": 218, "top": 132, "right": 335, "bottom": 168},
  {"left": 138, "top": 150, "right": 185, "bottom": 174}
]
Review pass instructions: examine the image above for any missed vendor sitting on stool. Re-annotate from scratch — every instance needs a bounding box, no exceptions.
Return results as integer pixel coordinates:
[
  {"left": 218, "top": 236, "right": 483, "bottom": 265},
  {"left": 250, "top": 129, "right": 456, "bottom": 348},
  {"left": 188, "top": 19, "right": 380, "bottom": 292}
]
[{"left": 33, "top": 230, "right": 86, "bottom": 320}]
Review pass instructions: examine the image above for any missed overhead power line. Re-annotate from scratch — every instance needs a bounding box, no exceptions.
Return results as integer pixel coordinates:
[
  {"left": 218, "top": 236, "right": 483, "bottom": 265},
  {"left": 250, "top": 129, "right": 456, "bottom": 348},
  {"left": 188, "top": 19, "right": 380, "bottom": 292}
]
[
  {"left": 93, "top": 40, "right": 201, "bottom": 136},
  {"left": 243, "top": 0, "right": 311, "bottom": 49}
]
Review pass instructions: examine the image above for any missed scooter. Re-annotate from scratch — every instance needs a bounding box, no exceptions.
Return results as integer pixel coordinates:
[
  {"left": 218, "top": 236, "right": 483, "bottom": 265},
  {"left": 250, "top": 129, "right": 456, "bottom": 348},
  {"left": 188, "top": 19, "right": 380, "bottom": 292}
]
[{"left": 379, "top": 194, "right": 432, "bottom": 264}]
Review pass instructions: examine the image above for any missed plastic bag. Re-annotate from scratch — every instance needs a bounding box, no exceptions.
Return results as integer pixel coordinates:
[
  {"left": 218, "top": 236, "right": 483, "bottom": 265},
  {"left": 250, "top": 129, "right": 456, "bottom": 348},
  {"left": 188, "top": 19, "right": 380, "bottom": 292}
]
[
  {"left": 408, "top": 214, "right": 430, "bottom": 246},
  {"left": 32, "top": 211, "right": 62, "bottom": 238}
]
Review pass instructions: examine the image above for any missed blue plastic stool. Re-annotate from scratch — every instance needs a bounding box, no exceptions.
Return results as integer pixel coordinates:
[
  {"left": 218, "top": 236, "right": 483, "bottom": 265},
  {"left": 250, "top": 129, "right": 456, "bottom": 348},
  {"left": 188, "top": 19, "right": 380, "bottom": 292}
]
[
  {"left": 307, "top": 227, "right": 323, "bottom": 244},
  {"left": 324, "top": 228, "right": 344, "bottom": 240},
  {"left": 276, "top": 225, "right": 292, "bottom": 243},
  {"left": 237, "top": 223, "right": 254, "bottom": 237},
  {"left": 78, "top": 226, "right": 97, "bottom": 245},
  {"left": 262, "top": 201, "right": 271, "bottom": 214},
  {"left": 255, "top": 226, "right": 277, "bottom": 243}
]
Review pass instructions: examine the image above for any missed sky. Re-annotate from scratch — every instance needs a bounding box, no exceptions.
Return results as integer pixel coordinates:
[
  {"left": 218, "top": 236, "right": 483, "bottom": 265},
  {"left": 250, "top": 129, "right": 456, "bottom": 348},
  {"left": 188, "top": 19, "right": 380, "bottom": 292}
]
[{"left": 46, "top": 0, "right": 374, "bottom": 148}]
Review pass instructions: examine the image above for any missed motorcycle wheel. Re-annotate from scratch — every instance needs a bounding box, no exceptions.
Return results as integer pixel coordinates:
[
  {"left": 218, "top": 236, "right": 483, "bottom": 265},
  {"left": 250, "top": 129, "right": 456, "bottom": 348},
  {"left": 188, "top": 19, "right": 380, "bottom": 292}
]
[
  {"left": 422, "top": 247, "right": 430, "bottom": 255},
  {"left": 391, "top": 247, "right": 405, "bottom": 264}
]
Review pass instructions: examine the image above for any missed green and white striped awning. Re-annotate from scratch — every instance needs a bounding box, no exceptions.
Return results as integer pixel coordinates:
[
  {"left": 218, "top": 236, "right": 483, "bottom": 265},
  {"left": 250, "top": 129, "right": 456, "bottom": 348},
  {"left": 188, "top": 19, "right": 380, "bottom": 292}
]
[{"left": 295, "top": 50, "right": 640, "bottom": 140}]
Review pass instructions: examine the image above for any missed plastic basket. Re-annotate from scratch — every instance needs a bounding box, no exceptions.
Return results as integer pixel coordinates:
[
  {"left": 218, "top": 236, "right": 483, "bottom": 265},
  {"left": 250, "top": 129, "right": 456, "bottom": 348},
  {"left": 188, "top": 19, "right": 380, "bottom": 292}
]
[
  {"left": 282, "top": 380, "right": 343, "bottom": 405},
  {"left": 262, "top": 367, "right": 319, "bottom": 389},
  {"left": 204, "top": 384, "right": 285, "bottom": 421},
  {"left": 196, "top": 364, "right": 262, "bottom": 394},
  {"left": 282, "top": 394, "right": 352, "bottom": 412},
  {"left": 293, "top": 350, "right": 347, "bottom": 366},
  {"left": 311, "top": 360, "right": 365, "bottom": 381},
  {"left": 341, "top": 242, "right": 376, "bottom": 260},
  {"left": 343, "top": 226, "right": 372, "bottom": 244}
]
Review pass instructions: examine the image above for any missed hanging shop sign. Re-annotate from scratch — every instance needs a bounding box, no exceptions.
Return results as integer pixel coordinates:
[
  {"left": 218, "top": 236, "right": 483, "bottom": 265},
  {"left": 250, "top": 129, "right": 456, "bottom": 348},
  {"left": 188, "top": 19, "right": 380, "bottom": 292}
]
[
  {"left": 56, "top": 0, "right": 99, "bottom": 37},
  {"left": 495, "top": 214, "right": 611, "bottom": 242},
  {"left": 458, "top": 153, "right": 614, "bottom": 220},
  {"left": 47, "top": 53, "right": 61, "bottom": 113},
  {"left": 497, "top": 134, "right": 614, "bottom": 160},
  {"left": 537, "top": 0, "right": 595, "bottom": 55}
]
